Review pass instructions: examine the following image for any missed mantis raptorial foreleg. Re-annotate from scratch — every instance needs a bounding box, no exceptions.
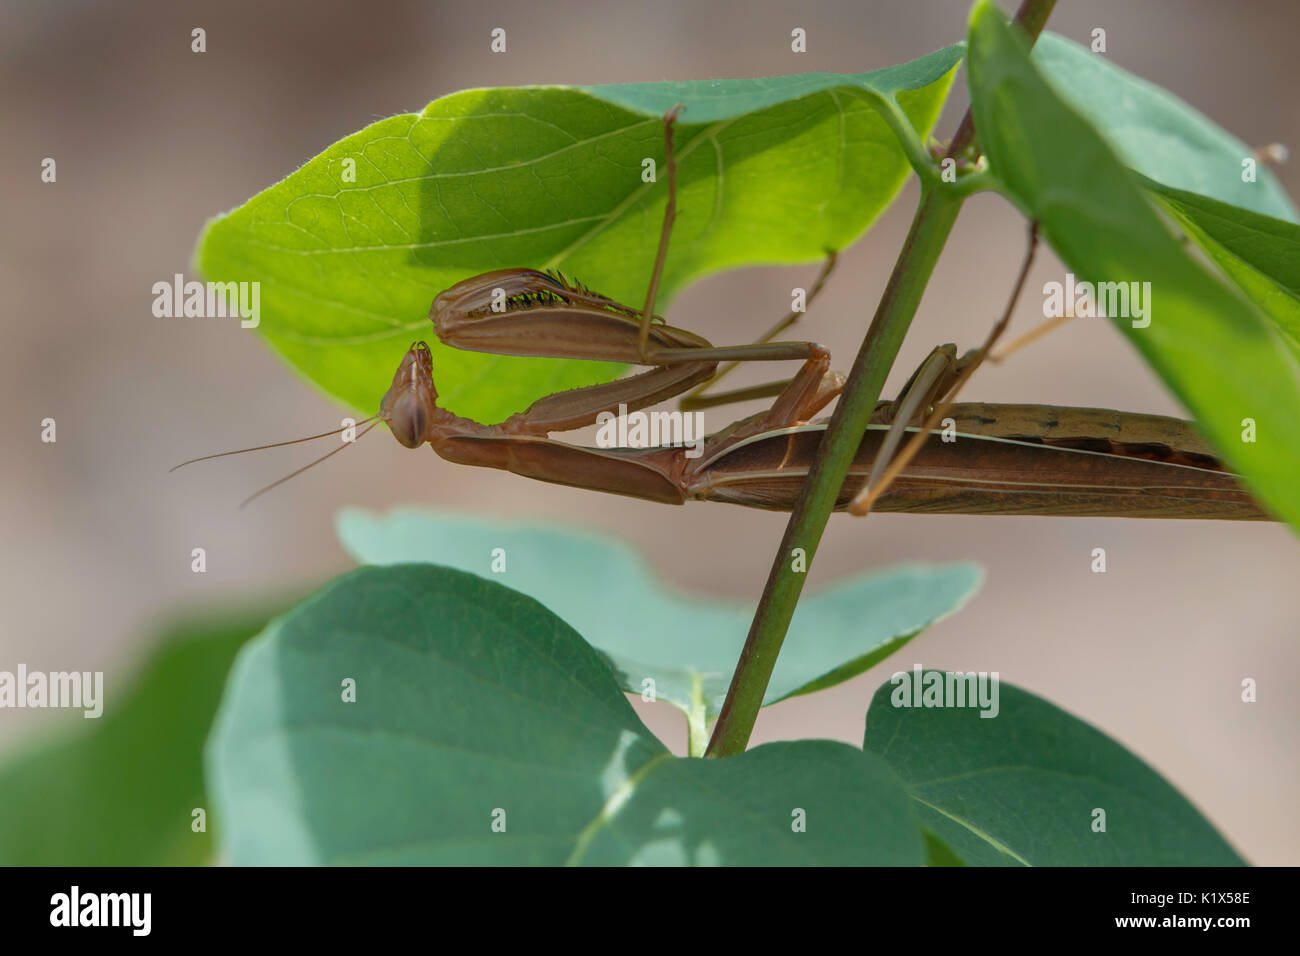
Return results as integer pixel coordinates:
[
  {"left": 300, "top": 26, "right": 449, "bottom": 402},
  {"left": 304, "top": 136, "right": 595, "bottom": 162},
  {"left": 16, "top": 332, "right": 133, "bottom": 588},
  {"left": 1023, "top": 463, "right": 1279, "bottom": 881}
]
[{"left": 485, "top": 337, "right": 842, "bottom": 442}]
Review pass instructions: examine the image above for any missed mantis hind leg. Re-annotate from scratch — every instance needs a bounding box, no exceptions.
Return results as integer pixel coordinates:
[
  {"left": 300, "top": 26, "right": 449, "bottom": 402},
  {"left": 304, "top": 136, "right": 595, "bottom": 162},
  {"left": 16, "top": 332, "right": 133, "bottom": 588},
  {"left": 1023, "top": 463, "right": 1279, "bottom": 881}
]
[
  {"left": 849, "top": 221, "right": 1042, "bottom": 516},
  {"left": 860, "top": 344, "right": 968, "bottom": 496}
]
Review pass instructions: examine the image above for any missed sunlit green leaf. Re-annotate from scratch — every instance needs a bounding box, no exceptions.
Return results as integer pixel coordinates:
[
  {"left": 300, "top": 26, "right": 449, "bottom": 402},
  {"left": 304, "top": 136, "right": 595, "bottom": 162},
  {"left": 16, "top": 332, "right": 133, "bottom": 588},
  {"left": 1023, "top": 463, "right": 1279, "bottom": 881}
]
[
  {"left": 195, "top": 55, "right": 960, "bottom": 422},
  {"left": 1142, "top": 176, "right": 1300, "bottom": 351}
]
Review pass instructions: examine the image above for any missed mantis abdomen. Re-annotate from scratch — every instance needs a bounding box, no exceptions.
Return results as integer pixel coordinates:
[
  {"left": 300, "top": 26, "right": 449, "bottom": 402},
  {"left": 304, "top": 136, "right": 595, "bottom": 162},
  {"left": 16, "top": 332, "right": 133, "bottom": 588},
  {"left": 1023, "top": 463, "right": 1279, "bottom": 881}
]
[{"left": 694, "top": 403, "right": 1270, "bottom": 520}]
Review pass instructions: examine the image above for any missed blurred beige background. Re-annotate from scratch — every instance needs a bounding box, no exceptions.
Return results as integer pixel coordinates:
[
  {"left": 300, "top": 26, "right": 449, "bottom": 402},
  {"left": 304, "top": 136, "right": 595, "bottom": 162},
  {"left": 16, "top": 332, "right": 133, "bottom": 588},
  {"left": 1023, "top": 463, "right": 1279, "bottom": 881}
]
[{"left": 2, "top": 0, "right": 1297, "bottom": 863}]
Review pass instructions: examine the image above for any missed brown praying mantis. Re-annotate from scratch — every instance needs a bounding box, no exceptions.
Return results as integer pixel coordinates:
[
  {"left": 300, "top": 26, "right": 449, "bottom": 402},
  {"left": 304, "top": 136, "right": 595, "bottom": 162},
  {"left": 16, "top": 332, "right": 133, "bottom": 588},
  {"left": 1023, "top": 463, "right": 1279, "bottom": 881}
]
[{"left": 177, "top": 107, "right": 1272, "bottom": 522}]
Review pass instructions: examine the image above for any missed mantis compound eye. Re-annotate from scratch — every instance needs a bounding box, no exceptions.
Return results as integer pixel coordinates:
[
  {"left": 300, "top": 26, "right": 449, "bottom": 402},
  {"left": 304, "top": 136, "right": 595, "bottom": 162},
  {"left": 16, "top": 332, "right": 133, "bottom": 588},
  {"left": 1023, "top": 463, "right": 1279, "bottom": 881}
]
[
  {"left": 385, "top": 390, "right": 429, "bottom": 449},
  {"left": 379, "top": 343, "right": 436, "bottom": 449}
]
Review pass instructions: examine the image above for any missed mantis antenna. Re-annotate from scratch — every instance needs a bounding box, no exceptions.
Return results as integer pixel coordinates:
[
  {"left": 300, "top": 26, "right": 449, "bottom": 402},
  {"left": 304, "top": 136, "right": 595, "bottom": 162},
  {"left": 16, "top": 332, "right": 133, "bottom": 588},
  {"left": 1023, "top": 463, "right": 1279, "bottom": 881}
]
[
  {"left": 170, "top": 415, "right": 379, "bottom": 471},
  {"left": 238, "top": 422, "right": 379, "bottom": 509},
  {"left": 170, "top": 414, "right": 381, "bottom": 508}
]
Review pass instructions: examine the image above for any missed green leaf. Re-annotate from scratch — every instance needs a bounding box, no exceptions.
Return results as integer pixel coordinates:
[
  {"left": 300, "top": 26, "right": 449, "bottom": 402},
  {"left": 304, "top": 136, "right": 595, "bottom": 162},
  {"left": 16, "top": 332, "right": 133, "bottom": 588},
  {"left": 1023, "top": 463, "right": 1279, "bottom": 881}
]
[
  {"left": 335, "top": 508, "right": 981, "bottom": 726},
  {"left": 864, "top": 673, "right": 1245, "bottom": 866},
  {"left": 207, "top": 564, "right": 926, "bottom": 865},
  {"left": 967, "top": 2, "right": 1300, "bottom": 530},
  {"left": 0, "top": 611, "right": 273, "bottom": 865},
  {"left": 194, "top": 54, "right": 961, "bottom": 423},
  {"left": 1032, "top": 33, "right": 1296, "bottom": 221},
  {"left": 1142, "top": 177, "right": 1300, "bottom": 351}
]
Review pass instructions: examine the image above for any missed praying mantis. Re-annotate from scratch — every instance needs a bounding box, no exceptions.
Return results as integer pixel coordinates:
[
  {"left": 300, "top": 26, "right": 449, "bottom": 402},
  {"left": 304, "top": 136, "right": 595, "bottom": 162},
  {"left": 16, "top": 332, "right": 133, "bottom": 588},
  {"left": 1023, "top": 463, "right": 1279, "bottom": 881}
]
[{"left": 179, "top": 107, "right": 1272, "bottom": 522}]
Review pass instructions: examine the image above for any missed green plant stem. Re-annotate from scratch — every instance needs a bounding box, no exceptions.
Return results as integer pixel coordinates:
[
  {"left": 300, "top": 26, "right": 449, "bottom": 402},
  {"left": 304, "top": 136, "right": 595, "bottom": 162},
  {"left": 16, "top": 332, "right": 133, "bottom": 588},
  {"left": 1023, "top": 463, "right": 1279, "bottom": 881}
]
[
  {"left": 704, "top": 0, "right": 1059, "bottom": 759},
  {"left": 704, "top": 186, "right": 961, "bottom": 758},
  {"left": 686, "top": 673, "right": 709, "bottom": 758},
  {"left": 946, "top": 0, "right": 1058, "bottom": 158}
]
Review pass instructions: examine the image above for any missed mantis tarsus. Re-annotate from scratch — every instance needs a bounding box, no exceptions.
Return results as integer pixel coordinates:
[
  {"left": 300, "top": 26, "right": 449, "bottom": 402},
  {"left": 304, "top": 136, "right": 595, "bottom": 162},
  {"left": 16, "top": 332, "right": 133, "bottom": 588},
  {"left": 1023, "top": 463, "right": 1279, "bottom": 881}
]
[{"left": 178, "top": 107, "right": 1272, "bottom": 522}]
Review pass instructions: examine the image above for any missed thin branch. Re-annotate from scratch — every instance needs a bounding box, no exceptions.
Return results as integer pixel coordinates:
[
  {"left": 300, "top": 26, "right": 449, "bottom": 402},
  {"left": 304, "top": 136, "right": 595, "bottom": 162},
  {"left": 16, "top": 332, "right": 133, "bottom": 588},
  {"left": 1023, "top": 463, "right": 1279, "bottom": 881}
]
[{"left": 704, "top": 0, "right": 1059, "bottom": 759}]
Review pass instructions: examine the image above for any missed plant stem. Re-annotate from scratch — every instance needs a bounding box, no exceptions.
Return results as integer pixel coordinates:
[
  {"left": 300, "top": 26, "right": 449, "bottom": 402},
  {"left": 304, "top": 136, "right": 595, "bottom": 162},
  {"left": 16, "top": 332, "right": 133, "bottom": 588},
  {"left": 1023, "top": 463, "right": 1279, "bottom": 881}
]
[
  {"left": 704, "top": 0, "right": 1059, "bottom": 759},
  {"left": 705, "top": 186, "right": 961, "bottom": 757},
  {"left": 946, "top": 0, "right": 1058, "bottom": 159},
  {"left": 686, "top": 673, "right": 709, "bottom": 758}
]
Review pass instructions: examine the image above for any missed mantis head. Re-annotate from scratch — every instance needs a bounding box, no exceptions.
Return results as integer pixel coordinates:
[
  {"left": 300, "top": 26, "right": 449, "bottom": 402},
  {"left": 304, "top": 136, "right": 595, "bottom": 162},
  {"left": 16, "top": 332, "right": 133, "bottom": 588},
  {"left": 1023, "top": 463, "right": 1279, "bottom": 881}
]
[{"left": 380, "top": 341, "right": 438, "bottom": 449}]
